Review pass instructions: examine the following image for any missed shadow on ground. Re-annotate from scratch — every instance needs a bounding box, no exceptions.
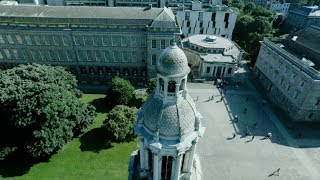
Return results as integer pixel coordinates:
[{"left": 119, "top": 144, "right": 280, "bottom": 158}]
[
  {"left": 221, "top": 69, "right": 320, "bottom": 148},
  {"left": 79, "top": 126, "right": 113, "bottom": 153},
  {"left": 89, "top": 97, "right": 110, "bottom": 113}
]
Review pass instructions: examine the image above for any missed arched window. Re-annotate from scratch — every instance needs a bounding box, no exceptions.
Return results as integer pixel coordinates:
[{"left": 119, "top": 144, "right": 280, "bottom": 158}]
[
  {"left": 98, "top": 67, "right": 103, "bottom": 75},
  {"left": 89, "top": 67, "right": 95, "bottom": 74},
  {"left": 161, "top": 156, "right": 173, "bottom": 179},
  {"left": 168, "top": 81, "right": 176, "bottom": 93}
]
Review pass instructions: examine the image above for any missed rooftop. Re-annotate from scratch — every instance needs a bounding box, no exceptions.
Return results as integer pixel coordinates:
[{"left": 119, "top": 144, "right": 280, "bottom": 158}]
[
  {"left": 187, "top": 34, "right": 236, "bottom": 49},
  {"left": 200, "top": 53, "right": 235, "bottom": 63},
  {"left": 0, "top": 5, "right": 177, "bottom": 27}
]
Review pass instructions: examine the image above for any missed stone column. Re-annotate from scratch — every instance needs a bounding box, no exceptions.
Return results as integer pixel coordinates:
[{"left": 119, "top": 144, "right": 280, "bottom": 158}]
[
  {"left": 224, "top": 66, "right": 228, "bottom": 77},
  {"left": 139, "top": 137, "right": 146, "bottom": 170},
  {"left": 182, "top": 151, "right": 190, "bottom": 172},
  {"left": 212, "top": 66, "right": 216, "bottom": 77},
  {"left": 186, "top": 140, "right": 198, "bottom": 172},
  {"left": 175, "top": 82, "right": 180, "bottom": 95},
  {"left": 153, "top": 153, "right": 159, "bottom": 180},
  {"left": 173, "top": 155, "right": 183, "bottom": 179},
  {"left": 214, "top": 66, "right": 218, "bottom": 76},
  {"left": 221, "top": 67, "right": 225, "bottom": 77},
  {"left": 164, "top": 79, "right": 168, "bottom": 100}
]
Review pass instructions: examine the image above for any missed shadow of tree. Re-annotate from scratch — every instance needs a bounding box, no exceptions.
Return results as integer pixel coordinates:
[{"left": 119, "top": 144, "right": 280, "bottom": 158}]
[
  {"left": 79, "top": 126, "right": 113, "bottom": 153},
  {"left": 0, "top": 154, "right": 49, "bottom": 178},
  {"left": 89, "top": 97, "right": 110, "bottom": 113}
]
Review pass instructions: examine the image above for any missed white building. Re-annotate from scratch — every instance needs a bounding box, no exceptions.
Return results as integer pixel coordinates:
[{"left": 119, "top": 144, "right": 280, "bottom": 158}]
[
  {"left": 181, "top": 34, "right": 243, "bottom": 79},
  {"left": 176, "top": 0, "right": 237, "bottom": 39},
  {"left": 267, "top": 2, "right": 290, "bottom": 14},
  {"left": 129, "top": 44, "right": 205, "bottom": 179}
]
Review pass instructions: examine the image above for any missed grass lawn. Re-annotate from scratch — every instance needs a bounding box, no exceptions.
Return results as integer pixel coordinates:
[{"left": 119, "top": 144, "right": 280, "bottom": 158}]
[{"left": 3, "top": 94, "right": 138, "bottom": 180}]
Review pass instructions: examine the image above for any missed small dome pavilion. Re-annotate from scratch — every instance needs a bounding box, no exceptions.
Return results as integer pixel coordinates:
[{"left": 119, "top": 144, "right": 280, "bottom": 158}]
[{"left": 131, "top": 43, "right": 205, "bottom": 180}]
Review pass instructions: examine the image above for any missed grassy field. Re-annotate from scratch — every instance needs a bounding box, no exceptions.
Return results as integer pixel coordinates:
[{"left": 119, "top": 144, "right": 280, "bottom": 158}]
[{"left": 2, "top": 94, "right": 138, "bottom": 180}]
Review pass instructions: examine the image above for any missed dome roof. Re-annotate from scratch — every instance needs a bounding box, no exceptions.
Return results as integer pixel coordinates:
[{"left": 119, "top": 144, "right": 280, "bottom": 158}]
[
  {"left": 157, "top": 43, "right": 190, "bottom": 76},
  {"left": 140, "top": 93, "right": 196, "bottom": 138}
]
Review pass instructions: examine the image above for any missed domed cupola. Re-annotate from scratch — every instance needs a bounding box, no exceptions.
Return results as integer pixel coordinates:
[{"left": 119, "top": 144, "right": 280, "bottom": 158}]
[
  {"left": 157, "top": 43, "right": 190, "bottom": 77},
  {"left": 131, "top": 43, "right": 205, "bottom": 180}
]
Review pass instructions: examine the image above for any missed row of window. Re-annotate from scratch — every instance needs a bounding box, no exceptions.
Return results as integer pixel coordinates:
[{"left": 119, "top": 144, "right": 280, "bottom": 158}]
[
  {"left": 0, "top": 49, "right": 146, "bottom": 63},
  {"left": 74, "top": 66, "right": 147, "bottom": 77},
  {"left": 151, "top": 39, "right": 173, "bottom": 49},
  {"left": 0, "top": 34, "right": 148, "bottom": 48}
]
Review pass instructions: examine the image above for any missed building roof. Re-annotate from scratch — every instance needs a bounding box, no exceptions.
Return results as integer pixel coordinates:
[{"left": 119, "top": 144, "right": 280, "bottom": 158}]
[
  {"left": 187, "top": 34, "right": 236, "bottom": 49},
  {"left": 140, "top": 92, "right": 197, "bottom": 139},
  {"left": 293, "top": 25, "right": 320, "bottom": 53},
  {"left": 289, "top": 5, "right": 320, "bottom": 16},
  {"left": 200, "top": 53, "right": 235, "bottom": 63},
  {"left": 0, "top": 5, "right": 177, "bottom": 27},
  {"left": 157, "top": 44, "right": 190, "bottom": 76}
]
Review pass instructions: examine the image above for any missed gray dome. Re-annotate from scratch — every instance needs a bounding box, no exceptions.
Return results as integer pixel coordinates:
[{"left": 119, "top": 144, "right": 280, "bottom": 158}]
[
  {"left": 157, "top": 43, "right": 190, "bottom": 76},
  {"left": 140, "top": 93, "right": 196, "bottom": 138}
]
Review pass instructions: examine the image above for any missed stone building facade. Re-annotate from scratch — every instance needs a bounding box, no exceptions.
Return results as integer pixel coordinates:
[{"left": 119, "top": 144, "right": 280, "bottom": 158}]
[
  {"left": 0, "top": 5, "right": 180, "bottom": 89},
  {"left": 285, "top": 6, "right": 320, "bottom": 30},
  {"left": 181, "top": 34, "right": 243, "bottom": 79},
  {"left": 176, "top": 0, "right": 237, "bottom": 39},
  {"left": 267, "top": 2, "right": 290, "bottom": 14},
  {"left": 129, "top": 44, "right": 205, "bottom": 179},
  {"left": 254, "top": 26, "right": 320, "bottom": 122}
]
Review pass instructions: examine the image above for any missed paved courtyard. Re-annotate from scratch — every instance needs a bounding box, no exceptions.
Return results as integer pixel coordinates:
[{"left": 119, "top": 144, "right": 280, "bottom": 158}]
[{"left": 187, "top": 68, "right": 320, "bottom": 179}]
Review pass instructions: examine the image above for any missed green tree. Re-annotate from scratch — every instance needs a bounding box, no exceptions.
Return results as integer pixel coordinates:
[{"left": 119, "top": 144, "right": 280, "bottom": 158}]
[
  {"left": 230, "top": 0, "right": 245, "bottom": 11},
  {"left": 0, "top": 64, "right": 96, "bottom": 159},
  {"left": 104, "top": 105, "right": 137, "bottom": 141},
  {"left": 251, "top": 6, "right": 276, "bottom": 22},
  {"left": 105, "top": 77, "right": 135, "bottom": 108},
  {"left": 243, "top": 2, "right": 256, "bottom": 14},
  {"left": 249, "top": 16, "right": 274, "bottom": 34},
  {"left": 146, "top": 78, "right": 157, "bottom": 94}
]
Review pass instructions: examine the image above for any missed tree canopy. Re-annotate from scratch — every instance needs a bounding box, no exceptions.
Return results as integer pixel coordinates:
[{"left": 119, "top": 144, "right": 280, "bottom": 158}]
[
  {"left": 0, "top": 64, "right": 96, "bottom": 160},
  {"left": 105, "top": 77, "right": 135, "bottom": 108},
  {"left": 104, "top": 105, "right": 137, "bottom": 141},
  {"left": 146, "top": 78, "right": 157, "bottom": 94},
  {"left": 231, "top": 3, "right": 277, "bottom": 66}
]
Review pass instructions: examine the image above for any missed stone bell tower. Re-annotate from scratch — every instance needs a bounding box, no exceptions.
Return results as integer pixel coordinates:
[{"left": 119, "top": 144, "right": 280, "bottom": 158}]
[{"left": 129, "top": 43, "right": 205, "bottom": 180}]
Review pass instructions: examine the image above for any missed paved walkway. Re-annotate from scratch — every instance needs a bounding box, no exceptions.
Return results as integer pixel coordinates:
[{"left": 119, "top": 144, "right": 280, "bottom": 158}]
[{"left": 187, "top": 67, "right": 320, "bottom": 179}]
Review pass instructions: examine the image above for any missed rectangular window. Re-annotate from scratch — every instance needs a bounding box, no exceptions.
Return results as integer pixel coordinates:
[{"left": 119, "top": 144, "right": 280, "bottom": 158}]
[
  {"left": 44, "top": 36, "right": 51, "bottom": 45},
  {"left": 25, "top": 35, "right": 32, "bottom": 45},
  {"left": 121, "top": 37, "right": 128, "bottom": 46},
  {"left": 141, "top": 37, "right": 146, "bottom": 47},
  {"left": 225, "top": 22, "right": 229, "bottom": 28},
  {"left": 95, "top": 51, "right": 103, "bottom": 62},
  {"left": 186, "top": 21, "right": 190, "bottom": 27},
  {"left": 200, "top": 28, "right": 204, "bottom": 34},
  {"left": 206, "top": 67, "right": 210, "bottom": 73},
  {"left": 122, "top": 52, "right": 128, "bottom": 62},
  {"left": 151, "top": 54, "right": 156, "bottom": 65},
  {"left": 62, "top": 36, "right": 70, "bottom": 46},
  {"left": 39, "top": 51, "right": 45, "bottom": 61},
  {"left": 211, "top": 13, "right": 216, "bottom": 21},
  {"left": 161, "top": 40, "right": 166, "bottom": 49},
  {"left": 12, "top": 49, "right": 20, "bottom": 59},
  {"left": 0, "top": 35, "right": 5, "bottom": 44},
  {"left": 73, "top": 36, "right": 80, "bottom": 46},
  {"left": 200, "top": 21, "right": 203, "bottom": 27},
  {"left": 53, "top": 36, "right": 60, "bottom": 46},
  {"left": 6, "top": 35, "right": 14, "bottom": 44},
  {"left": 15, "top": 35, "right": 23, "bottom": 44},
  {"left": 151, "top": 40, "right": 157, "bottom": 49},
  {"left": 84, "top": 36, "right": 91, "bottom": 46},
  {"left": 112, "top": 36, "right": 120, "bottom": 47},
  {"left": 212, "top": 21, "right": 216, "bottom": 28},
  {"left": 66, "top": 51, "right": 74, "bottom": 62},
  {"left": 77, "top": 51, "right": 85, "bottom": 62},
  {"left": 224, "top": 13, "right": 229, "bottom": 22},
  {"left": 102, "top": 36, "right": 110, "bottom": 46},
  {"left": 104, "top": 51, "right": 111, "bottom": 62},
  {"left": 3, "top": 49, "right": 11, "bottom": 59},
  {"left": 49, "top": 50, "right": 58, "bottom": 61},
  {"left": 86, "top": 50, "right": 93, "bottom": 61},
  {"left": 113, "top": 51, "right": 120, "bottom": 62},
  {"left": 30, "top": 50, "right": 37, "bottom": 61},
  {"left": 132, "top": 51, "right": 138, "bottom": 63},
  {"left": 131, "top": 37, "right": 137, "bottom": 47},
  {"left": 34, "top": 36, "right": 42, "bottom": 45},
  {"left": 92, "top": 36, "right": 99, "bottom": 46}
]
